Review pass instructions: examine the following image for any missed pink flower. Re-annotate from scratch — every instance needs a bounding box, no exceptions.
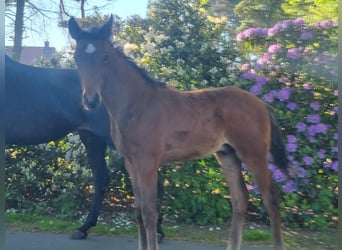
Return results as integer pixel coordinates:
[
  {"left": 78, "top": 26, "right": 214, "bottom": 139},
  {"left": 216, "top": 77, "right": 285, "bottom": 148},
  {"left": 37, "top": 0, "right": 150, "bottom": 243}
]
[
  {"left": 240, "top": 63, "right": 250, "bottom": 71},
  {"left": 293, "top": 18, "right": 304, "bottom": 26},
  {"left": 257, "top": 53, "right": 271, "bottom": 65},
  {"left": 236, "top": 32, "right": 244, "bottom": 41},
  {"left": 268, "top": 44, "right": 281, "bottom": 53},
  {"left": 314, "top": 20, "right": 333, "bottom": 29}
]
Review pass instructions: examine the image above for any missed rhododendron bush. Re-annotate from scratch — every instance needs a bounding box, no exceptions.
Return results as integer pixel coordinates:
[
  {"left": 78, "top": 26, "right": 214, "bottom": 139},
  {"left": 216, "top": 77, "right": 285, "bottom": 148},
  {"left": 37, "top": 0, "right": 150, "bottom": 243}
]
[
  {"left": 5, "top": 3, "right": 338, "bottom": 230},
  {"left": 237, "top": 18, "right": 338, "bottom": 228}
]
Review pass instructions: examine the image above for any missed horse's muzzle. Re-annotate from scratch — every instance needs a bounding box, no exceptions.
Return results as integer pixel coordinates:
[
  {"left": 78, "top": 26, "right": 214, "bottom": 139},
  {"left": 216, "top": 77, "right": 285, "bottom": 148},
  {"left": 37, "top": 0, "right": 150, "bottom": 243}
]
[{"left": 82, "top": 92, "right": 101, "bottom": 111}]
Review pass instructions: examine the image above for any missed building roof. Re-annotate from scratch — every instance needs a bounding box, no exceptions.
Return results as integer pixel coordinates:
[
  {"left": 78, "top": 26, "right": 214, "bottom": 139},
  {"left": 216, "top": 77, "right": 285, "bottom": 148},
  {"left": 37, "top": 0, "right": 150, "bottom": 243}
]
[{"left": 5, "top": 41, "right": 57, "bottom": 65}]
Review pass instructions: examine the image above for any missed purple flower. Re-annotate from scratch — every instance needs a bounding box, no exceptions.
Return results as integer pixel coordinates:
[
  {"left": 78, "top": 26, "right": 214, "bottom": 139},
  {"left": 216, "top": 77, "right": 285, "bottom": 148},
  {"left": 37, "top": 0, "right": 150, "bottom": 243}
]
[
  {"left": 268, "top": 44, "right": 282, "bottom": 53},
  {"left": 287, "top": 102, "right": 297, "bottom": 110},
  {"left": 332, "top": 162, "right": 338, "bottom": 171},
  {"left": 296, "top": 122, "right": 307, "bottom": 132},
  {"left": 275, "top": 20, "right": 293, "bottom": 29},
  {"left": 255, "top": 75, "right": 267, "bottom": 85},
  {"left": 300, "top": 31, "right": 313, "bottom": 40},
  {"left": 310, "top": 102, "right": 320, "bottom": 111},
  {"left": 254, "top": 63, "right": 264, "bottom": 72},
  {"left": 287, "top": 48, "right": 302, "bottom": 59},
  {"left": 286, "top": 143, "right": 297, "bottom": 152},
  {"left": 296, "top": 166, "right": 306, "bottom": 178},
  {"left": 282, "top": 180, "right": 297, "bottom": 192},
  {"left": 318, "top": 149, "right": 326, "bottom": 159},
  {"left": 242, "top": 72, "right": 256, "bottom": 80},
  {"left": 307, "top": 125, "right": 317, "bottom": 136},
  {"left": 263, "top": 93, "right": 273, "bottom": 102},
  {"left": 272, "top": 168, "right": 287, "bottom": 182},
  {"left": 303, "top": 156, "right": 314, "bottom": 165},
  {"left": 277, "top": 87, "right": 291, "bottom": 101},
  {"left": 307, "top": 114, "right": 320, "bottom": 124},
  {"left": 262, "top": 90, "right": 277, "bottom": 103},
  {"left": 240, "top": 27, "right": 268, "bottom": 39},
  {"left": 287, "top": 135, "right": 297, "bottom": 144},
  {"left": 314, "top": 123, "right": 328, "bottom": 134},
  {"left": 324, "top": 160, "right": 338, "bottom": 172},
  {"left": 331, "top": 146, "right": 338, "bottom": 153},
  {"left": 250, "top": 84, "right": 262, "bottom": 95}
]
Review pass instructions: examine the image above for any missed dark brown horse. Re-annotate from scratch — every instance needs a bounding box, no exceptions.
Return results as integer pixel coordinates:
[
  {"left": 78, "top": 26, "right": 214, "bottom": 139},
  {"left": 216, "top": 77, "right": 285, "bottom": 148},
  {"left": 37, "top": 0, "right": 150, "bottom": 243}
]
[{"left": 68, "top": 16, "right": 288, "bottom": 250}]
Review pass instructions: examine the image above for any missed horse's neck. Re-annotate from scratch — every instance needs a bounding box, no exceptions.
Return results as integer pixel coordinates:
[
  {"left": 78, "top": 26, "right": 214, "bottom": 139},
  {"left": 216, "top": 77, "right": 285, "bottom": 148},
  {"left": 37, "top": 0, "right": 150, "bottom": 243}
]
[{"left": 102, "top": 55, "right": 153, "bottom": 117}]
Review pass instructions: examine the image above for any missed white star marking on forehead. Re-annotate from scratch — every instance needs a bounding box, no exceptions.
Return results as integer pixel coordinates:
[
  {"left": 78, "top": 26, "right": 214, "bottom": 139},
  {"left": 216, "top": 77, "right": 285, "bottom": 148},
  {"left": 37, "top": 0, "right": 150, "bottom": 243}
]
[{"left": 85, "top": 43, "right": 96, "bottom": 54}]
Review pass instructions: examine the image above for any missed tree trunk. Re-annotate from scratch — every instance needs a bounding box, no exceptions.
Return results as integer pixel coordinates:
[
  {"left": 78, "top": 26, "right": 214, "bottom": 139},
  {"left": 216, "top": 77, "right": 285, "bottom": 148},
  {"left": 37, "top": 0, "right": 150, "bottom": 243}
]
[
  {"left": 12, "top": 0, "right": 25, "bottom": 61},
  {"left": 80, "top": 0, "right": 85, "bottom": 18}
]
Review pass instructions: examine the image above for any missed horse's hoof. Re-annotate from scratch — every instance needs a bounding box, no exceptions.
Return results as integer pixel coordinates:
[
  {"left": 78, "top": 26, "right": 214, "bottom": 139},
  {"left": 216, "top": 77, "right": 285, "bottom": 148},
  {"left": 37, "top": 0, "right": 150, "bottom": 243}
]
[
  {"left": 157, "top": 233, "right": 164, "bottom": 243},
  {"left": 70, "top": 230, "right": 88, "bottom": 240}
]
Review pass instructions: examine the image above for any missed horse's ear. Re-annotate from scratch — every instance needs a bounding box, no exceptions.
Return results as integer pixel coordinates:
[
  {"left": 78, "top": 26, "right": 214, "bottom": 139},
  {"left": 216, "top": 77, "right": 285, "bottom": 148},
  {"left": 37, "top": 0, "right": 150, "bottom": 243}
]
[
  {"left": 100, "top": 15, "right": 113, "bottom": 40},
  {"left": 68, "top": 17, "right": 82, "bottom": 40}
]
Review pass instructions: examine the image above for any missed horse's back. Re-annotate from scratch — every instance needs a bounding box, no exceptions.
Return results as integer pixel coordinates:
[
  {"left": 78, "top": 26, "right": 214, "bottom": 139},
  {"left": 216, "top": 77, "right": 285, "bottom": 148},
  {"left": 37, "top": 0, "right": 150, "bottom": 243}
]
[
  {"left": 155, "top": 86, "right": 270, "bottom": 162},
  {"left": 5, "top": 57, "right": 84, "bottom": 145}
]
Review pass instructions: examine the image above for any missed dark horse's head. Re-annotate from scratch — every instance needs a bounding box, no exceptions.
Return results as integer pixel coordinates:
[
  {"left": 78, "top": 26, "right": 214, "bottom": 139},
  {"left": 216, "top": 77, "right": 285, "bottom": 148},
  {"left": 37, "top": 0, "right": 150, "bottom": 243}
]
[{"left": 68, "top": 15, "right": 114, "bottom": 111}]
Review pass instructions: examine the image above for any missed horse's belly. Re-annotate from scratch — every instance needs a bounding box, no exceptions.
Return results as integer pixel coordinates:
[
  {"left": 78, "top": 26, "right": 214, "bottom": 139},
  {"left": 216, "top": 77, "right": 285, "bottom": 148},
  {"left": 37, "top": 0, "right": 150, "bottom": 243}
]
[{"left": 161, "top": 131, "right": 224, "bottom": 163}]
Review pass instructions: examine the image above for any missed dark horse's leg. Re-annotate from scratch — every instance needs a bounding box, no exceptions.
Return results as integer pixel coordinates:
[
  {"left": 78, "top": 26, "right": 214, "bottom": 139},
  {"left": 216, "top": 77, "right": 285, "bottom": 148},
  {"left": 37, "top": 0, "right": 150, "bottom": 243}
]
[
  {"left": 71, "top": 130, "right": 109, "bottom": 239},
  {"left": 157, "top": 172, "right": 165, "bottom": 243}
]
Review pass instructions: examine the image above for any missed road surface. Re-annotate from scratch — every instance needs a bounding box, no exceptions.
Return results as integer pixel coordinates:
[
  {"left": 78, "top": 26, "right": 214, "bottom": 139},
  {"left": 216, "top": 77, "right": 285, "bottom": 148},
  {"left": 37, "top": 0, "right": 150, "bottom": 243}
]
[{"left": 5, "top": 231, "right": 278, "bottom": 250}]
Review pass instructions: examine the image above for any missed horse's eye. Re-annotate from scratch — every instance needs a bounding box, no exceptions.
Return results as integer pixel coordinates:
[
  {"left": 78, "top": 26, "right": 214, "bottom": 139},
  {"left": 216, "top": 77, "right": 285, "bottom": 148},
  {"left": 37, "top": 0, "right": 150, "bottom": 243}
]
[{"left": 103, "top": 55, "right": 109, "bottom": 63}]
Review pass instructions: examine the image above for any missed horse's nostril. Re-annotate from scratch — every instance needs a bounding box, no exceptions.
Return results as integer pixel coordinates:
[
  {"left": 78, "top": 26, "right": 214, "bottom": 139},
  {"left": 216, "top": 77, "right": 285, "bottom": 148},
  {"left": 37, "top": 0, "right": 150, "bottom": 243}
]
[{"left": 82, "top": 93, "right": 101, "bottom": 110}]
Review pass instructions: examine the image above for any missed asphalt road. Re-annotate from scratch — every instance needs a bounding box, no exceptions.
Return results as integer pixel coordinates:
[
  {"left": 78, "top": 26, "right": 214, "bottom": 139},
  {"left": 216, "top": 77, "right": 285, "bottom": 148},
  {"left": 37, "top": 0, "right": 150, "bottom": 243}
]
[{"left": 5, "top": 231, "right": 277, "bottom": 250}]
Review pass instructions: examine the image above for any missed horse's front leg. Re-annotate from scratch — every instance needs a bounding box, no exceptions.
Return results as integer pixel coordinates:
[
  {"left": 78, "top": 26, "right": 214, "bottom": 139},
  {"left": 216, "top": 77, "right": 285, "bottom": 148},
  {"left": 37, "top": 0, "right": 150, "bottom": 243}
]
[
  {"left": 125, "top": 157, "right": 159, "bottom": 250},
  {"left": 71, "top": 130, "right": 109, "bottom": 239}
]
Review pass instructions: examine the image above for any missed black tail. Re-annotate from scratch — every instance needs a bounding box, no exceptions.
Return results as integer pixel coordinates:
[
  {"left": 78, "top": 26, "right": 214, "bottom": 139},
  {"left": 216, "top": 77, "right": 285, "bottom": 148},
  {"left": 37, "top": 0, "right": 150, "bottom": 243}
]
[{"left": 267, "top": 105, "right": 289, "bottom": 175}]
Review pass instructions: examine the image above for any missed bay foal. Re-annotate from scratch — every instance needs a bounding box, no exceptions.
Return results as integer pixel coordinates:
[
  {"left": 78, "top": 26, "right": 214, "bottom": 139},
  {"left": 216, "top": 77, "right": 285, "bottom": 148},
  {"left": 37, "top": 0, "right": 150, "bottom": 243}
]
[{"left": 68, "top": 16, "right": 288, "bottom": 250}]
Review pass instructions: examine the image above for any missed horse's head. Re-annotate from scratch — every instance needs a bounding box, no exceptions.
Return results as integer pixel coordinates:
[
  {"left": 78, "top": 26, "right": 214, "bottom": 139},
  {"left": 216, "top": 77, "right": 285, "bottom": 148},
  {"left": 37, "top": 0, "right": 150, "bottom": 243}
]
[{"left": 68, "top": 15, "right": 114, "bottom": 111}]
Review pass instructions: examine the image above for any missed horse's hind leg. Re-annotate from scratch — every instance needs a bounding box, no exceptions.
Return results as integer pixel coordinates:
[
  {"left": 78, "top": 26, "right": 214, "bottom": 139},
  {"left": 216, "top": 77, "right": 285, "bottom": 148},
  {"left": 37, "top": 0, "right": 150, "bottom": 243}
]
[
  {"left": 215, "top": 145, "right": 249, "bottom": 250},
  {"left": 250, "top": 163, "right": 283, "bottom": 250}
]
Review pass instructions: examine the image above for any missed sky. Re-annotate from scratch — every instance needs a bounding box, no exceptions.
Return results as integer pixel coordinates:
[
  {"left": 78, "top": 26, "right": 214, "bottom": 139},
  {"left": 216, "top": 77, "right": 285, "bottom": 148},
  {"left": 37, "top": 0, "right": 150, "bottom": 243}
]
[{"left": 5, "top": 0, "right": 148, "bottom": 51}]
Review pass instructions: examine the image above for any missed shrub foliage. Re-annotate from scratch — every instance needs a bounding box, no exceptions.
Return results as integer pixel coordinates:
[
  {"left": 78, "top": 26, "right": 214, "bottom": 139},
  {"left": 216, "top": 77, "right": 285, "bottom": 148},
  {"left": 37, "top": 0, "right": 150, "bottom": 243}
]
[{"left": 6, "top": 1, "right": 337, "bottom": 230}]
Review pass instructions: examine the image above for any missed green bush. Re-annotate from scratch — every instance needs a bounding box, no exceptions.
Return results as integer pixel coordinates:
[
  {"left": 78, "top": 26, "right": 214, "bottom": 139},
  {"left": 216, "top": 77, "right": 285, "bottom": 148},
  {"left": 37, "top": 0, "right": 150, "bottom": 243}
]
[{"left": 5, "top": 4, "right": 338, "bottom": 231}]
